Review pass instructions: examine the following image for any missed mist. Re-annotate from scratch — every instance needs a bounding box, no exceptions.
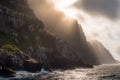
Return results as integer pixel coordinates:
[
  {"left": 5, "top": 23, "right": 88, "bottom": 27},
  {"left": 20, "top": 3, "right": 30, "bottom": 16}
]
[
  {"left": 27, "top": 0, "right": 120, "bottom": 61},
  {"left": 28, "top": 0, "right": 77, "bottom": 40},
  {"left": 72, "top": 0, "right": 120, "bottom": 60}
]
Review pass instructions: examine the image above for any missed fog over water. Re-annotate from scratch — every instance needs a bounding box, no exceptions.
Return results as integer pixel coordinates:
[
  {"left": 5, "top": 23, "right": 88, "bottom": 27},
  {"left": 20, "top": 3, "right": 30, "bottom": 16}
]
[{"left": 27, "top": 0, "right": 120, "bottom": 61}]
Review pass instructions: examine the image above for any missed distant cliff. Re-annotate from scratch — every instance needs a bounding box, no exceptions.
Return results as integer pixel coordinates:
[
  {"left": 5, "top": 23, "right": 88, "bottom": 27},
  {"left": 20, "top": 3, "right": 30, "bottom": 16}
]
[
  {"left": 88, "top": 40, "right": 116, "bottom": 64},
  {"left": 0, "top": 0, "right": 116, "bottom": 71}
]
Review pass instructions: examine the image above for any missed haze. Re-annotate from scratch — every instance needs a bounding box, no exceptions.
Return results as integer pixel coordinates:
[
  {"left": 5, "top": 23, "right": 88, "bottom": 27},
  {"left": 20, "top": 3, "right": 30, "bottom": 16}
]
[{"left": 28, "top": 0, "right": 120, "bottom": 61}]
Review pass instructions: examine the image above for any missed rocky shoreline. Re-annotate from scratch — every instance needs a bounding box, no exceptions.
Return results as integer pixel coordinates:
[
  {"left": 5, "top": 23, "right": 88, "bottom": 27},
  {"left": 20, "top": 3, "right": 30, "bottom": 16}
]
[{"left": 0, "top": 50, "right": 93, "bottom": 77}]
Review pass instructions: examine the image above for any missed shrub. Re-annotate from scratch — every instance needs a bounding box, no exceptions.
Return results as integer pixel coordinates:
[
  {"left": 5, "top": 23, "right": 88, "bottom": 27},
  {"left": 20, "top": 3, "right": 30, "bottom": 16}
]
[{"left": 1, "top": 44, "right": 20, "bottom": 53}]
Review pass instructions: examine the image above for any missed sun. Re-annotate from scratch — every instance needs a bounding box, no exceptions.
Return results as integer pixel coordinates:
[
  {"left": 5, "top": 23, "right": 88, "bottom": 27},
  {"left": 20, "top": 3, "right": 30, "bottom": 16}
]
[
  {"left": 50, "top": 0, "right": 77, "bottom": 6},
  {"left": 50, "top": 0, "right": 77, "bottom": 18}
]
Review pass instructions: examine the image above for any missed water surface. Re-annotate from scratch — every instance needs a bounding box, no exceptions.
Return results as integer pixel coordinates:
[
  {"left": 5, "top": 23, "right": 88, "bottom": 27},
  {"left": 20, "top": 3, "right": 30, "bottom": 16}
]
[{"left": 1, "top": 64, "right": 120, "bottom": 80}]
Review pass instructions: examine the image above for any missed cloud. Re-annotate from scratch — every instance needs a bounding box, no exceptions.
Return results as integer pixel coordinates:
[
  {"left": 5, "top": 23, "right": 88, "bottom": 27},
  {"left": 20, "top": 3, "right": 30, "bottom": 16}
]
[
  {"left": 79, "top": 15, "right": 120, "bottom": 60},
  {"left": 117, "top": 47, "right": 120, "bottom": 55},
  {"left": 74, "top": 0, "right": 120, "bottom": 19}
]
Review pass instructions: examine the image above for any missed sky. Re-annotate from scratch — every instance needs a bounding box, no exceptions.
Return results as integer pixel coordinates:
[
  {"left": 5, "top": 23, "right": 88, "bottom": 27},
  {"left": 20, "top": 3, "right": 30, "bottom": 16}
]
[{"left": 28, "top": 0, "right": 120, "bottom": 61}]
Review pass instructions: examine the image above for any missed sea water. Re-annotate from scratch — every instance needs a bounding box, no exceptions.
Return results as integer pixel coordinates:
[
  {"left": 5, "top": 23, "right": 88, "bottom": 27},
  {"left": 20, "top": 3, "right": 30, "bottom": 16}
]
[{"left": 0, "top": 64, "right": 120, "bottom": 80}]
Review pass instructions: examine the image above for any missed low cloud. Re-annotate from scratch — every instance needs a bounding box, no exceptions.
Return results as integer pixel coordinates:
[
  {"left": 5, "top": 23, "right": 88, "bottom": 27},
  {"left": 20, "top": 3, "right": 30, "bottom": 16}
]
[{"left": 74, "top": 0, "right": 120, "bottom": 19}]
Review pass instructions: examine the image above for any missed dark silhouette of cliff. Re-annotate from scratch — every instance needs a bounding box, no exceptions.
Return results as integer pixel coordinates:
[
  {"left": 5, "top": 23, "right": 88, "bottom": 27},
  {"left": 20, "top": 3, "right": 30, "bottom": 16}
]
[
  {"left": 0, "top": 0, "right": 116, "bottom": 72},
  {"left": 88, "top": 40, "right": 116, "bottom": 64}
]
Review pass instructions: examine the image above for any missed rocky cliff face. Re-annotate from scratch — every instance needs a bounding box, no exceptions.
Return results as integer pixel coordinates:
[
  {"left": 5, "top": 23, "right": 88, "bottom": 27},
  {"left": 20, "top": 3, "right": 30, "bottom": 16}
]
[
  {"left": 0, "top": 0, "right": 116, "bottom": 71},
  {"left": 0, "top": 0, "right": 90, "bottom": 70},
  {"left": 59, "top": 22, "right": 116, "bottom": 65}
]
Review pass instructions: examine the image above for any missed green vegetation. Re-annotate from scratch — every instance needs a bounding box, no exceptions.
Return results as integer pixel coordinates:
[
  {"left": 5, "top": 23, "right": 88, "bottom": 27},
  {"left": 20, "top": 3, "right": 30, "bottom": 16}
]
[{"left": 1, "top": 44, "right": 20, "bottom": 53}]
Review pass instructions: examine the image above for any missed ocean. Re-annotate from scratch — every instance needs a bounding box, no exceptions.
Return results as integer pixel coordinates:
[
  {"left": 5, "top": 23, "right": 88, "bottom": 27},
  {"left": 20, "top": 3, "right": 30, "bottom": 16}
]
[{"left": 0, "top": 64, "right": 120, "bottom": 80}]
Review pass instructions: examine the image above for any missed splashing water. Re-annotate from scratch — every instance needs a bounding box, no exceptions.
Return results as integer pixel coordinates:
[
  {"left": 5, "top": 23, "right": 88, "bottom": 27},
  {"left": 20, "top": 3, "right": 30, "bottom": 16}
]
[{"left": 1, "top": 64, "right": 120, "bottom": 80}]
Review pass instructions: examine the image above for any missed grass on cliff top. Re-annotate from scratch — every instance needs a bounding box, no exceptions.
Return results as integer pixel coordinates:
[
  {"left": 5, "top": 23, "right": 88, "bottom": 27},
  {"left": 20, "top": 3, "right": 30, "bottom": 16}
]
[{"left": 0, "top": 31, "right": 20, "bottom": 53}]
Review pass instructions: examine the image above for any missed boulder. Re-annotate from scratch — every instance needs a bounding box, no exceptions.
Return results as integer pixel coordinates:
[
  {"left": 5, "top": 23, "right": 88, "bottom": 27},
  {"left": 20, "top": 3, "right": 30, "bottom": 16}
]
[
  {"left": 23, "top": 59, "right": 42, "bottom": 72},
  {"left": 0, "top": 63, "right": 16, "bottom": 77},
  {"left": 0, "top": 52, "right": 24, "bottom": 70}
]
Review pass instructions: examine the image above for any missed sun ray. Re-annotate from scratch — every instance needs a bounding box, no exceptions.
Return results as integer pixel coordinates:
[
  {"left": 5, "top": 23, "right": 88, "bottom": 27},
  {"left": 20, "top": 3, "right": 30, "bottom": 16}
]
[{"left": 50, "top": 0, "right": 77, "bottom": 18}]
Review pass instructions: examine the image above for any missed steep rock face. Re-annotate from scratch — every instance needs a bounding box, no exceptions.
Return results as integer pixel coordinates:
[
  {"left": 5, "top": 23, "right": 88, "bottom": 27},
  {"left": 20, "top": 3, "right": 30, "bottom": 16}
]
[
  {"left": 0, "top": 0, "right": 92, "bottom": 70},
  {"left": 0, "top": 0, "right": 116, "bottom": 72},
  {"left": 0, "top": 0, "right": 50, "bottom": 70},
  {"left": 61, "top": 22, "right": 116, "bottom": 65},
  {"left": 44, "top": 18, "right": 116, "bottom": 65},
  {"left": 43, "top": 18, "right": 99, "bottom": 65},
  {"left": 67, "top": 21, "right": 99, "bottom": 65},
  {"left": 88, "top": 40, "right": 116, "bottom": 64},
  {"left": 49, "top": 41, "right": 83, "bottom": 68},
  {"left": 0, "top": 0, "right": 44, "bottom": 50}
]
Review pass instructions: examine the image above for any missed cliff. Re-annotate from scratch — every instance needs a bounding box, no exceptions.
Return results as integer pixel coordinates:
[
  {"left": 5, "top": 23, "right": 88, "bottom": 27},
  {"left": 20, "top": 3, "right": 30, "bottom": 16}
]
[
  {"left": 0, "top": 0, "right": 116, "bottom": 73},
  {"left": 88, "top": 40, "right": 116, "bottom": 64},
  {"left": 0, "top": 0, "right": 92, "bottom": 70}
]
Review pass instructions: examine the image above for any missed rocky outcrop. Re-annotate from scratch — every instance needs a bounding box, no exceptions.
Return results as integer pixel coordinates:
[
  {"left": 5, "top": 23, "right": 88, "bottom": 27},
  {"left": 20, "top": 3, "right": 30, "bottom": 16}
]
[
  {"left": 23, "top": 59, "right": 42, "bottom": 72},
  {"left": 0, "top": 51, "right": 25, "bottom": 70},
  {"left": 0, "top": 63, "right": 16, "bottom": 77},
  {"left": 0, "top": 50, "right": 43, "bottom": 73}
]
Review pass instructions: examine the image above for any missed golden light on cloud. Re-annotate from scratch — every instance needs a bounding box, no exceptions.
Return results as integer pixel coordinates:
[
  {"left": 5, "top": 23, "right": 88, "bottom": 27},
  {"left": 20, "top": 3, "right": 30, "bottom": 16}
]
[
  {"left": 51, "top": 0, "right": 77, "bottom": 6},
  {"left": 50, "top": 0, "right": 78, "bottom": 18},
  {"left": 28, "top": 0, "right": 79, "bottom": 40}
]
